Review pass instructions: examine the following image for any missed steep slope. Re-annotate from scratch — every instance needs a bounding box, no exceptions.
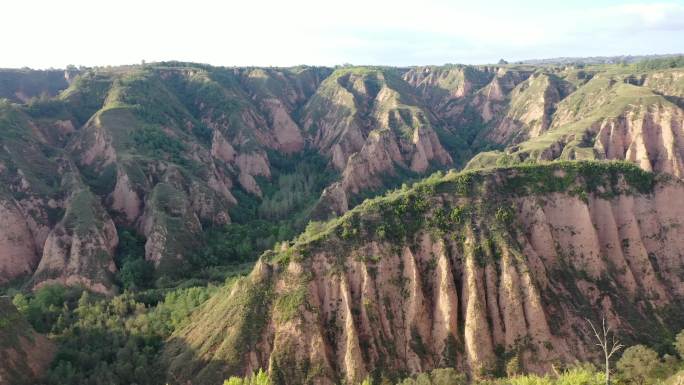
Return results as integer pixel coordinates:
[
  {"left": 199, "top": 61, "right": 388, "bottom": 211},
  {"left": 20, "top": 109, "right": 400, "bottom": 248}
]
[
  {"left": 30, "top": 174, "right": 119, "bottom": 294},
  {"left": 402, "top": 65, "right": 536, "bottom": 165},
  {"left": 305, "top": 67, "right": 453, "bottom": 216},
  {"left": 0, "top": 101, "right": 67, "bottom": 285},
  {"left": 467, "top": 68, "right": 684, "bottom": 176},
  {"left": 468, "top": 67, "right": 534, "bottom": 125},
  {"left": 236, "top": 66, "right": 332, "bottom": 153},
  {"left": 164, "top": 161, "right": 684, "bottom": 385},
  {"left": 68, "top": 69, "right": 236, "bottom": 272},
  {"left": 402, "top": 65, "right": 494, "bottom": 111},
  {"left": 0, "top": 296, "right": 55, "bottom": 385},
  {"left": 0, "top": 100, "right": 125, "bottom": 293},
  {"left": 0, "top": 68, "right": 71, "bottom": 103},
  {"left": 2, "top": 61, "right": 683, "bottom": 295},
  {"left": 485, "top": 72, "right": 573, "bottom": 143}
]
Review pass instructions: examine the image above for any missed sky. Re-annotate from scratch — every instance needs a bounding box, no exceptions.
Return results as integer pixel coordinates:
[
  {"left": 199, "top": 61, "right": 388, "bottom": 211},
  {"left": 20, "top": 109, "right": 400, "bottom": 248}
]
[{"left": 2, "top": 0, "right": 683, "bottom": 68}]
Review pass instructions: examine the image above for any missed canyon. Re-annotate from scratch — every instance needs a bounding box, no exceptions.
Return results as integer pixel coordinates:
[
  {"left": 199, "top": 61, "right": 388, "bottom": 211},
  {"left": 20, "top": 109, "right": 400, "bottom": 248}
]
[{"left": 0, "top": 58, "right": 683, "bottom": 384}]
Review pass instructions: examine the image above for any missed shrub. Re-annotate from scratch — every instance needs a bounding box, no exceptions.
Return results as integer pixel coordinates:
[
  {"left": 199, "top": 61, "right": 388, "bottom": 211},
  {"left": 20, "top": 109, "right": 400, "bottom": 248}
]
[
  {"left": 224, "top": 369, "right": 271, "bottom": 385},
  {"left": 554, "top": 367, "right": 604, "bottom": 385},
  {"left": 617, "top": 345, "right": 662, "bottom": 385},
  {"left": 430, "top": 368, "right": 467, "bottom": 385},
  {"left": 675, "top": 330, "right": 684, "bottom": 358}
]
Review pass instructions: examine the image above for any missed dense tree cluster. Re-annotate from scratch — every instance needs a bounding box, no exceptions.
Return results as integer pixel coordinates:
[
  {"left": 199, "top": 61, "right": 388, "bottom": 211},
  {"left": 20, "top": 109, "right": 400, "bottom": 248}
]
[
  {"left": 13, "top": 284, "right": 215, "bottom": 385},
  {"left": 634, "top": 56, "right": 684, "bottom": 71}
]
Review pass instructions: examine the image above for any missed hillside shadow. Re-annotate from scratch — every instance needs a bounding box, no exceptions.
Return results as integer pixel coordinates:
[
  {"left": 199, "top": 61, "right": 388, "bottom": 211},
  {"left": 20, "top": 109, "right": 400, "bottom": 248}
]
[{"left": 163, "top": 336, "right": 234, "bottom": 385}]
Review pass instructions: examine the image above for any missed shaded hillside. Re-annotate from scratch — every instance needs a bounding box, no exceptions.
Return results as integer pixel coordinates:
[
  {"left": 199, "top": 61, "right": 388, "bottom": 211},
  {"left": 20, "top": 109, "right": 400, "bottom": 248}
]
[
  {"left": 0, "top": 296, "right": 55, "bottom": 385},
  {"left": 164, "top": 161, "right": 684, "bottom": 385},
  {"left": 0, "top": 68, "right": 71, "bottom": 103}
]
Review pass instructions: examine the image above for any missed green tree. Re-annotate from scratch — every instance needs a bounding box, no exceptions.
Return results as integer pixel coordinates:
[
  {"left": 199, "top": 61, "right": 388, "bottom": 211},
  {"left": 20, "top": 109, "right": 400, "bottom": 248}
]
[
  {"left": 12, "top": 293, "right": 29, "bottom": 313},
  {"left": 555, "top": 366, "right": 605, "bottom": 385},
  {"left": 248, "top": 369, "right": 271, "bottom": 385},
  {"left": 225, "top": 369, "right": 270, "bottom": 385},
  {"left": 224, "top": 377, "right": 244, "bottom": 385},
  {"left": 414, "top": 373, "right": 431, "bottom": 385},
  {"left": 119, "top": 258, "right": 154, "bottom": 290},
  {"left": 396, "top": 377, "right": 416, "bottom": 385},
  {"left": 675, "top": 330, "right": 684, "bottom": 358},
  {"left": 430, "top": 368, "right": 466, "bottom": 385},
  {"left": 617, "top": 345, "right": 661, "bottom": 385}
]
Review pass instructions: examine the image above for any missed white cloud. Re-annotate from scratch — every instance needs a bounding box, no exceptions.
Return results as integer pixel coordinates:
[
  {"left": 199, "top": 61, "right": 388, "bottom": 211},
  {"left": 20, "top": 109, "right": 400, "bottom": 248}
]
[
  {"left": 0, "top": 0, "right": 681, "bottom": 68},
  {"left": 613, "top": 2, "right": 684, "bottom": 30}
]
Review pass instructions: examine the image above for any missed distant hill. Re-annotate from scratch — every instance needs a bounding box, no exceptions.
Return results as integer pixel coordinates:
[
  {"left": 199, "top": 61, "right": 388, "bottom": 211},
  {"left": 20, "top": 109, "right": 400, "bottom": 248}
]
[{"left": 517, "top": 53, "right": 683, "bottom": 65}]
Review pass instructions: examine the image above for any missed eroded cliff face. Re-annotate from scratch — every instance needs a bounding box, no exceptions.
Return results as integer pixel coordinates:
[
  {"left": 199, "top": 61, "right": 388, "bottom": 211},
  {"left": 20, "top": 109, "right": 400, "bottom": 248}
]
[
  {"left": 467, "top": 69, "right": 684, "bottom": 176},
  {"left": 469, "top": 68, "right": 534, "bottom": 125},
  {"left": 486, "top": 73, "right": 572, "bottom": 144},
  {"left": 164, "top": 162, "right": 684, "bottom": 385},
  {"left": 31, "top": 176, "right": 119, "bottom": 295},
  {"left": 1, "top": 63, "right": 683, "bottom": 296},
  {"left": 307, "top": 68, "right": 453, "bottom": 215},
  {"left": 141, "top": 181, "right": 202, "bottom": 273},
  {"left": 402, "top": 65, "right": 495, "bottom": 109},
  {"left": 0, "top": 296, "right": 56, "bottom": 385},
  {"left": 0, "top": 198, "right": 40, "bottom": 284}
]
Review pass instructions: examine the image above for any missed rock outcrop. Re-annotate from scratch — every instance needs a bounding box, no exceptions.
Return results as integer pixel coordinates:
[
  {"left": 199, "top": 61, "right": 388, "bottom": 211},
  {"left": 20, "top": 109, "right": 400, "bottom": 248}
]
[
  {"left": 0, "top": 198, "right": 40, "bottom": 284},
  {"left": 306, "top": 68, "right": 453, "bottom": 215},
  {"left": 486, "top": 73, "right": 571, "bottom": 144},
  {"left": 164, "top": 162, "right": 684, "bottom": 385},
  {"left": 467, "top": 69, "right": 684, "bottom": 176},
  {"left": 31, "top": 176, "right": 119, "bottom": 294},
  {"left": 1, "top": 62, "right": 684, "bottom": 296}
]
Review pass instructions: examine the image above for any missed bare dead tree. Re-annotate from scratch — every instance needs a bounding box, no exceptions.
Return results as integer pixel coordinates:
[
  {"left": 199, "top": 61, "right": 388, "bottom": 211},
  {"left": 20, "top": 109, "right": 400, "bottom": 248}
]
[{"left": 587, "top": 317, "right": 624, "bottom": 385}]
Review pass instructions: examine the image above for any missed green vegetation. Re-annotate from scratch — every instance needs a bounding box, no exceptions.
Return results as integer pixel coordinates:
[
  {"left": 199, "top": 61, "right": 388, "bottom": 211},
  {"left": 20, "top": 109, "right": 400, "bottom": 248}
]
[
  {"left": 3, "top": 61, "right": 684, "bottom": 385},
  {"left": 617, "top": 345, "right": 662, "bottom": 385},
  {"left": 268, "top": 160, "right": 660, "bottom": 266},
  {"left": 0, "top": 102, "right": 63, "bottom": 198},
  {"left": 115, "top": 229, "right": 154, "bottom": 290},
  {"left": 676, "top": 330, "right": 684, "bottom": 358},
  {"left": 434, "top": 105, "right": 501, "bottom": 168},
  {"left": 12, "top": 284, "right": 78, "bottom": 333},
  {"left": 0, "top": 296, "right": 48, "bottom": 385},
  {"left": 224, "top": 369, "right": 271, "bottom": 385},
  {"left": 24, "top": 95, "right": 71, "bottom": 119},
  {"left": 13, "top": 283, "right": 217, "bottom": 385},
  {"left": 634, "top": 56, "right": 684, "bottom": 71},
  {"left": 196, "top": 150, "right": 338, "bottom": 268},
  {"left": 0, "top": 68, "right": 68, "bottom": 102},
  {"left": 62, "top": 188, "right": 106, "bottom": 237},
  {"left": 394, "top": 368, "right": 466, "bottom": 385},
  {"left": 258, "top": 150, "right": 336, "bottom": 221},
  {"left": 467, "top": 64, "right": 683, "bottom": 170},
  {"left": 164, "top": 273, "right": 273, "bottom": 385},
  {"left": 131, "top": 124, "right": 188, "bottom": 165}
]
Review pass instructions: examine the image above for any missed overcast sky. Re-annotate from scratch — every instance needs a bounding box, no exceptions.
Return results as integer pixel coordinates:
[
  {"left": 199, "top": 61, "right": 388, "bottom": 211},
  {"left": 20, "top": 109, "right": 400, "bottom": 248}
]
[{"left": 3, "top": 0, "right": 683, "bottom": 69}]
